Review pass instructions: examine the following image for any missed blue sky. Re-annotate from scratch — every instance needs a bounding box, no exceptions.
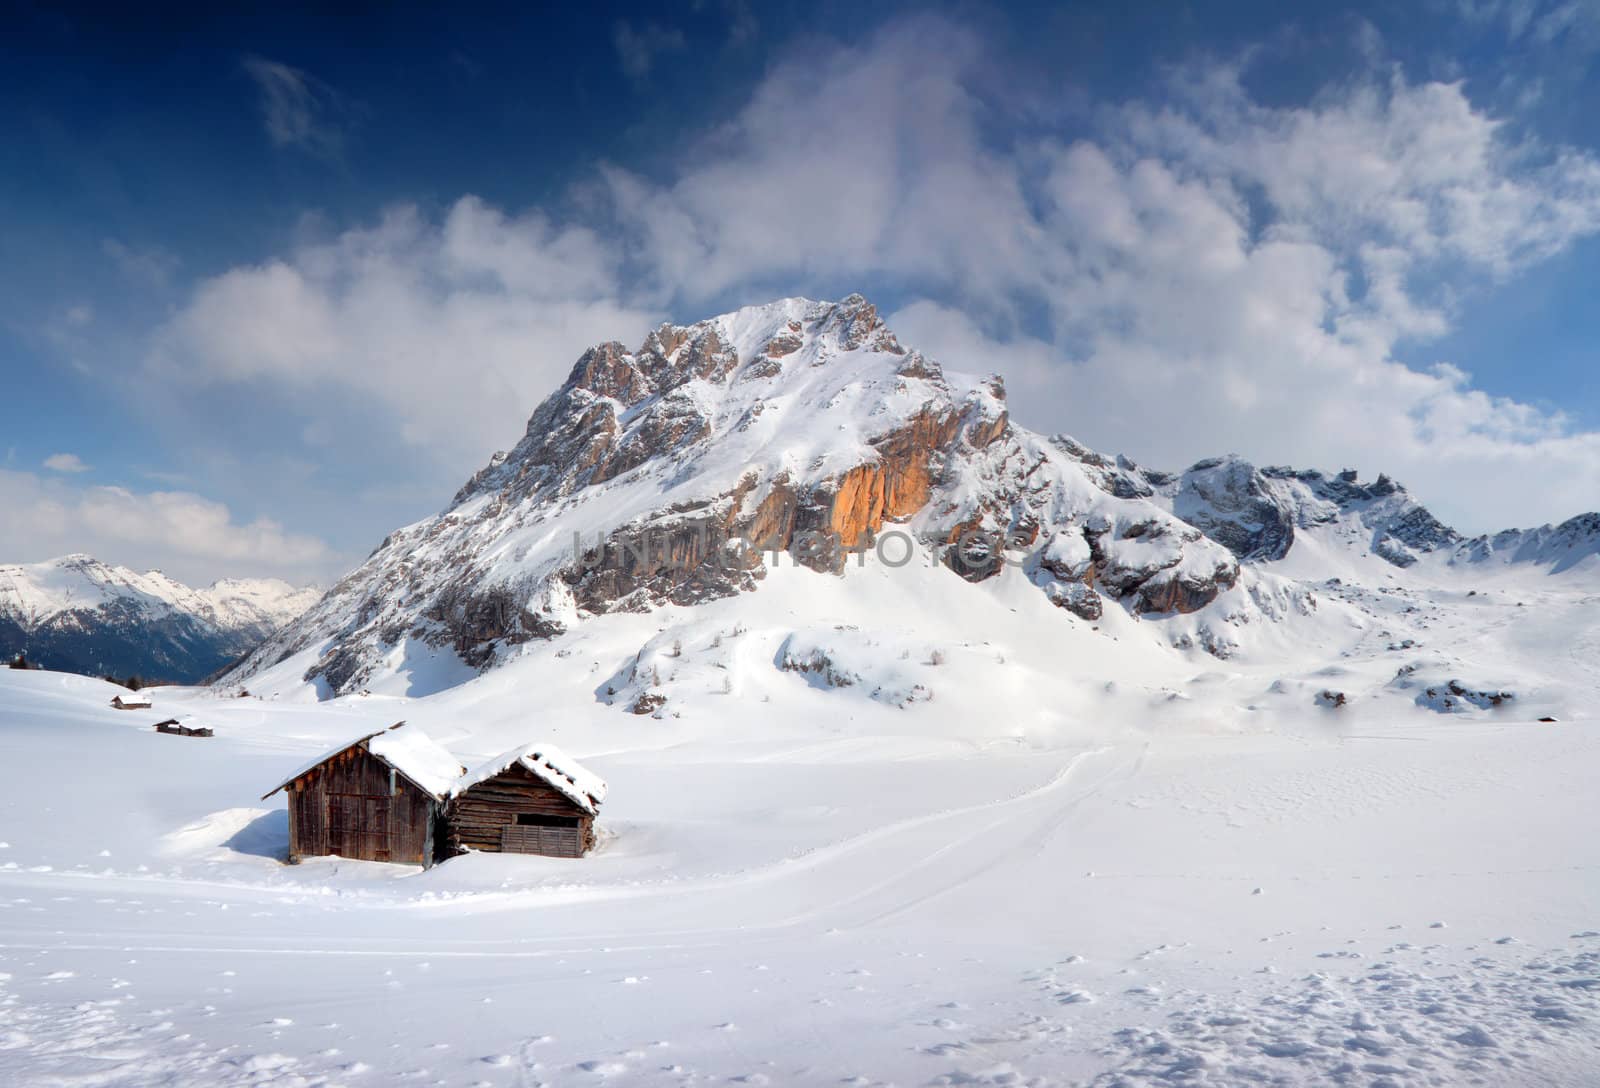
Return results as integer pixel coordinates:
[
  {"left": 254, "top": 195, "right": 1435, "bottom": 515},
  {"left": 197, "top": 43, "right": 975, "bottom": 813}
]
[{"left": 3, "top": 0, "right": 1599, "bottom": 585}]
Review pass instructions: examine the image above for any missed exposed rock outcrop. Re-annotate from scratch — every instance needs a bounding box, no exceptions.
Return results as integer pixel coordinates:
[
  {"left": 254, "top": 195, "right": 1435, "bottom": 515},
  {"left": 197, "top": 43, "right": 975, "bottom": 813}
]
[{"left": 1173, "top": 457, "right": 1297, "bottom": 562}]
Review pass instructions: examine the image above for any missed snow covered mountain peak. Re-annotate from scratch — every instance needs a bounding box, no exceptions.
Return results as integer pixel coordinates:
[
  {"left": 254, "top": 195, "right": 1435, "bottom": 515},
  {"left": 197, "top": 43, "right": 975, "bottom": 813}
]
[
  {"left": 234, "top": 294, "right": 1243, "bottom": 696},
  {"left": 449, "top": 292, "right": 960, "bottom": 510}
]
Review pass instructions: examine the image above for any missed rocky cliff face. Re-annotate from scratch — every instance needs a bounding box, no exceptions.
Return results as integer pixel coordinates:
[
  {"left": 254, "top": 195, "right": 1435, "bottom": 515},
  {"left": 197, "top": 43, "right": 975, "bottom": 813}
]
[
  {"left": 229, "top": 295, "right": 1243, "bottom": 696},
  {"left": 0, "top": 555, "right": 319, "bottom": 682}
]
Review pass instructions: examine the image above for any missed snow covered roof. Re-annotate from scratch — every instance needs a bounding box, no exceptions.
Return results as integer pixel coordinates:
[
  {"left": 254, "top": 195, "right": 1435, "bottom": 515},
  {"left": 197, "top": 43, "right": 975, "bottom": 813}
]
[
  {"left": 262, "top": 721, "right": 465, "bottom": 801},
  {"left": 454, "top": 742, "right": 606, "bottom": 815}
]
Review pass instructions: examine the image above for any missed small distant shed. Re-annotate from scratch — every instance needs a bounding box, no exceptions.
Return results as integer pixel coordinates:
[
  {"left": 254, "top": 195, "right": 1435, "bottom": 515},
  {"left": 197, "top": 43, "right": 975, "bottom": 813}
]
[
  {"left": 262, "top": 722, "right": 465, "bottom": 867},
  {"left": 154, "top": 717, "right": 212, "bottom": 737},
  {"left": 111, "top": 694, "right": 152, "bottom": 710},
  {"left": 449, "top": 744, "right": 606, "bottom": 858}
]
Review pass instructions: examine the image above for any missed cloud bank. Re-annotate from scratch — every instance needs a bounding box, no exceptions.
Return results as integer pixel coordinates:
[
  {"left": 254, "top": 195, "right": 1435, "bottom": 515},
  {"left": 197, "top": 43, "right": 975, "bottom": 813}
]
[{"left": 0, "top": 470, "right": 331, "bottom": 586}]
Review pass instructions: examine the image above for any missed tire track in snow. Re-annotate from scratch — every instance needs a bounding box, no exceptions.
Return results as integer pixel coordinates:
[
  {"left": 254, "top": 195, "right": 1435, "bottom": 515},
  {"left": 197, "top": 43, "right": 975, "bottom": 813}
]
[{"left": 816, "top": 744, "right": 1148, "bottom": 933}]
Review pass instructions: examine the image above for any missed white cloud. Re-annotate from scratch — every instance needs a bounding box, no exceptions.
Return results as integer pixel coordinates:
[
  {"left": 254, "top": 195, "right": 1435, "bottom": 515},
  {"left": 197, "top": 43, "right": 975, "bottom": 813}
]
[
  {"left": 154, "top": 200, "right": 662, "bottom": 461},
  {"left": 601, "top": 19, "right": 1035, "bottom": 309},
  {"left": 1118, "top": 70, "right": 1600, "bottom": 280},
  {"left": 42, "top": 453, "right": 91, "bottom": 473},
  {"left": 0, "top": 470, "right": 332, "bottom": 585},
  {"left": 613, "top": 21, "right": 687, "bottom": 81},
  {"left": 242, "top": 56, "right": 350, "bottom": 158}
]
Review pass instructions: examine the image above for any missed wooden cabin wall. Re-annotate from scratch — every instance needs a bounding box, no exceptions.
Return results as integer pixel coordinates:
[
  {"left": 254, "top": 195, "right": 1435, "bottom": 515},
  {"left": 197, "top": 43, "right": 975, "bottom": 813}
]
[
  {"left": 283, "top": 744, "right": 436, "bottom": 866},
  {"left": 446, "top": 763, "right": 595, "bottom": 857}
]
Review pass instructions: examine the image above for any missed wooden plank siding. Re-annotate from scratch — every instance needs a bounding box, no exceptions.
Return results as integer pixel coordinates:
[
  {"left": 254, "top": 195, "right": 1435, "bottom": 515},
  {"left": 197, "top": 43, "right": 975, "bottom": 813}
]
[
  {"left": 446, "top": 763, "right": 596, "bottom": 857},
  {"left": 284, "top": 744, "right": 439, "bottom": 866}
]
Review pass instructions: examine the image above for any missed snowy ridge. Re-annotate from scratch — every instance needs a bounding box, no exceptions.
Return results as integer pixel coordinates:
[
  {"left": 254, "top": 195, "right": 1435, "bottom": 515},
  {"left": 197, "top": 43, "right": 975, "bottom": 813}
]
[
  {"left": 0, "top": 554, "right": 318, "bottom": 639},
  {"left": 1157, "top": 454, "right": 1600, "bottom": 576},
  {"left": 1450, "top": 511, "right": 1600, "bottom": 574},
  {"left": 0, "top": 553, "right": 320, "bottom": 681}
]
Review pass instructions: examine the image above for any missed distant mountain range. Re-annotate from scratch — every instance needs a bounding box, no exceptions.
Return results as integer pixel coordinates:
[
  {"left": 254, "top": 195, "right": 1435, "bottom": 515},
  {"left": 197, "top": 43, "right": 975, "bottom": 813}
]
[
  {"left": 0, "top": 554, "right": 320, "bottom": 683},
  {"left": 218, "top": 295, "right": 1600, "bottom": 699},
  {"left": 1056, "top": 449, "right": 1600, "bottom": 573}
]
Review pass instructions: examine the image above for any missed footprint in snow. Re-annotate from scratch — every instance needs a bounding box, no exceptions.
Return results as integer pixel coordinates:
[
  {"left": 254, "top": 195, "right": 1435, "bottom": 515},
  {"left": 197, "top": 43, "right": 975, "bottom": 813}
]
[
  {"left": 576, "top": 1059, "right": 628, "bottom": 1075},
  {"left": 1453, "top": 1025, "right": 1498, "bottom": 1048}
]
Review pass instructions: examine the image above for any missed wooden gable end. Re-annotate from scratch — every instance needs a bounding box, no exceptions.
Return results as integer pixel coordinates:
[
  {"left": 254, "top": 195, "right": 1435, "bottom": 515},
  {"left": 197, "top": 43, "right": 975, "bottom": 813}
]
[
  {"left": 447, "top": 763, "right": 595, "bottom": 858},
  {"left": 285, "top": 744, "right": 438, "bottom": 866}
]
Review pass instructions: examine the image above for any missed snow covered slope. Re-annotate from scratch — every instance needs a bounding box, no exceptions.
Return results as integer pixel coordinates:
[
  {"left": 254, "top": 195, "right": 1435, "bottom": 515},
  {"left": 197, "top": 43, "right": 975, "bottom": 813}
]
[
  {"left": 0, "top": 554, "right": 320, "bottom": 681},
  {"left": 1, "top": 545, "right": 1597, "bottom": 1084}
]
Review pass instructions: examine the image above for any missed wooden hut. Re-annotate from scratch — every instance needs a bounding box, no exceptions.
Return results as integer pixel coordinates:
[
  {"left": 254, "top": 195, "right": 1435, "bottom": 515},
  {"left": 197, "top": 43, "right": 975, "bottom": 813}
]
[
  {"left": 111, "top": 693, "right": 152, "bottom": 710},
  {"left": 261, "top": 722, "right": 464, "bottom": 867},
  {"left": 448, "top": 743, "right": 605, "bottom": 858},
  {"left": 154, "top": 717, "right": 212, "bottom": 737}
]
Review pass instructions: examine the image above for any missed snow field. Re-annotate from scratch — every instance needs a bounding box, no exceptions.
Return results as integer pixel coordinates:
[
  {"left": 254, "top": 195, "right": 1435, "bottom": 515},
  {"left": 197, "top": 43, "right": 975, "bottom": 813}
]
[{"left": 1, "top": 545, "right": 1597, "bottom": 1084}]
